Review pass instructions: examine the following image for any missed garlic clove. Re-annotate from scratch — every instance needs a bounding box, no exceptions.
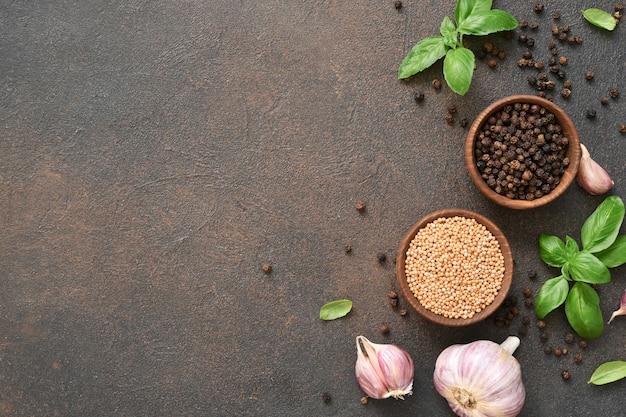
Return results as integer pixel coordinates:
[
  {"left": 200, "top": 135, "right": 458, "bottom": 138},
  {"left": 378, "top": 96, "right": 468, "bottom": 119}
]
[
  {"left": 608, "top": 289, "right": 626, "bottom": 324},
  {"left": 577, "top": 144, "right": 614, "bottom": 195},
  {"left": 355, "top": 336, "right": 414, "bottom": 400}
]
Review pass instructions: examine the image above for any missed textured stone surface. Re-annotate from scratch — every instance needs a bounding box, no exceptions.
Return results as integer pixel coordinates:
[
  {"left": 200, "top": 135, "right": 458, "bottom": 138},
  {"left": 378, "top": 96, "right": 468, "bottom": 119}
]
[{"left": 1, "top": 1, "right": 625, "bottom": 415}]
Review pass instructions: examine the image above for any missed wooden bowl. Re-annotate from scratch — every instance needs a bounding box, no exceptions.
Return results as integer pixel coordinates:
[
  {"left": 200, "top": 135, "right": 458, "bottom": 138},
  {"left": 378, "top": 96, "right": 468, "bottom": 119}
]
[
  {"left": 465, "top": 95, "right": 581, "bottom": 210},
  {"left": 396, "top": 209, "right": 513, "bottom": 327}
]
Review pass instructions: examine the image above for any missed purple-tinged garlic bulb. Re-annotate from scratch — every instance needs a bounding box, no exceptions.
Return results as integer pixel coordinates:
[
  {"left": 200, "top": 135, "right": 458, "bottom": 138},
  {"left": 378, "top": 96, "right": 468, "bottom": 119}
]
[
  {"left": 355, "top": 335, "right": 414, "bottom": 400},
  {"left": 434, "top": 336, "right": 525, "bottom": 417}
]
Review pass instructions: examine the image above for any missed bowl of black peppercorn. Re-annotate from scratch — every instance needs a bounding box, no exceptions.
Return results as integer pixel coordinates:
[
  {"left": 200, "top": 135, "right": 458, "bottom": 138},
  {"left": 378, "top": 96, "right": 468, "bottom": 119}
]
[{"left": 465, "top": 95, "right": 581, "bottom": 209}]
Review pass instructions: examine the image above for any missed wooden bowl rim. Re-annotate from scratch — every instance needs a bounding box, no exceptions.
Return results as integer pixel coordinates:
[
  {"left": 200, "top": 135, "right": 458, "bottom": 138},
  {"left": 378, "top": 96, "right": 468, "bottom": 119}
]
[
  {"left": 465, "top": 95, "right": 581, "bottom": 210},
  {"left": 396, "top": 208, "right": 514, "bottom": 327}
]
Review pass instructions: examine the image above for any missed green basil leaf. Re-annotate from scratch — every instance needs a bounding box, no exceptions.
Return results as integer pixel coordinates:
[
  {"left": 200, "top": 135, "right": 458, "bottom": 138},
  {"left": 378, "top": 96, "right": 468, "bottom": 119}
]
[
  {"left": 319, "top": 299, "right": 352, "bottom": 320},
  {"left": 398, "top": 36, "right": 447, "bottom": 79},
  {"left": 440, "top": 16, "right": 458, "bottom": 48},
  {"left": 565, "top": 282, "right": 604, "bottom": 339},
  {"left": 535, "top": 276, "right": 569, "bottom": 319},
  {"left": 443, "top": 47, "right": 474, "bottom": 95},
  {"left": 567, "top": 252, "right": 611, "bottom": 284},
  {"left": 457, "top": 10, "right": 518, "bottom": 36},
  {"left": 595, "top": 235, "right": 626, "bottom": 268},
  {"left": 581, "top": 196, "right": 625, "bottom": 253},
  {"left": 564, "top": 236, "right": 580, "bottom": 259},
  {"left": 582, "top": 8, "right": 618, "bottom": 31},
  {"left": 588, "top": 361, "right": 626, "bottom": 385},
  {"left": 561, "top": 263, "right": 571, "bottom": 280},
  {"left": 539, "top": 234, "right": 567, "bottom": 267},
  {"left": 454, "top": 0, "right": 492, "bottom": 27}
]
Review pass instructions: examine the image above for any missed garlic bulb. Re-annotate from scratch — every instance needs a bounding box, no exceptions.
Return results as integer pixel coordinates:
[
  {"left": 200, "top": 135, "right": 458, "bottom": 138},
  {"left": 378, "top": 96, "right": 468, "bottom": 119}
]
[
  {"left": 577, "top": 143, "right": 614, "bottom": 195},
  {"left": 433, "top": 336, "right": 525, "bottom": 417},
  {"left": 354, "top": 335, "right": 414, "bottom": 399}
]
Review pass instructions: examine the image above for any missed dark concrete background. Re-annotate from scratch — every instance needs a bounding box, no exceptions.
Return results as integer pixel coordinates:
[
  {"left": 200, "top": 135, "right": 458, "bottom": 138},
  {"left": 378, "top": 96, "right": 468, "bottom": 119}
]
[{"left": 1, "top": 1, "right": 625, "bottom": 415}]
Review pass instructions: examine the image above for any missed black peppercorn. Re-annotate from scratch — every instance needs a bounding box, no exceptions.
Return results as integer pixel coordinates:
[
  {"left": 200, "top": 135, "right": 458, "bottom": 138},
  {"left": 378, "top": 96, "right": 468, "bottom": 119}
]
[
  {"left": 585, "top": 70, "right": 595, "bottom": 80},
  {"left": 322, "top": 392, "right": 332, "bottom": 404},
  {"left": 544, "top": 345, "right": 553, "bottom": 354},
  {"left": 377, "top": 252, "right": 387, "bottom": 263},
  {"left": 537, "top": 319, "right": 547, "bottom": 328},
  {"left": 610, "top": 89, "right": 620, "bottom": 98},
  {"left": 562, "top": 370, "right": 571, "bottom": 380},
  {"left": 530, "top": 22, "right": 539, "bottom": 30},
  {"left": 380, "top": 324, "right": 390, "bottom": 334},
  {"left": 518, "top": 34, "right": 527, "bottom": 43},
  {"left": 574, "top": 353, "right": 583, "bottom": 363},
  {"left": 519, "top": 19, "right": 529, "bottom": 28},
  {"left": 551, "top": 12, "right": 561, "bottom": 19},
  {"left": 620, "top": 124, "right": 626, "bottom": 134},
  {"left": 432, "top": 79, "right": 441, "bottom": 89},
  {"left": 393, "top": 0, "right": 403, "bottom": 9},
  {"left": 586, "top": 109, "right": 597, "bottom": 119},
  {"left": 601, "top": 97, "right": 609, "bottom": 105},
  {"left": 414, "top": 91, "right": 425, "bottom": 103},
  {"left": 526, "top": 38, "right": 535, "bottom": 47},
  {"left": 561, "top": 88, "right": 571, "bottom": 98},
  {"left": 565, "top": 333, "right": 575, "bottom": 344},
  {"left": 579, "top": 340, "right": 588, "bottom": 348},
  {"left": 534, "top": 3, "right": 544, "bottom": 13}
]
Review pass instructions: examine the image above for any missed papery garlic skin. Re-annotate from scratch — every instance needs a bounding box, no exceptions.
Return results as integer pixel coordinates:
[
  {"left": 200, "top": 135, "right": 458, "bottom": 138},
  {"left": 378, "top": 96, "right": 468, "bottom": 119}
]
[
  {"left": 355, "top": 336, "right": 414, "bottom": 400},
  {"left": 433, "top": 336, "right": 525, "bottom": 417},
  {"left": 577, "top": 144, "right": 614, "bottom": 195}
]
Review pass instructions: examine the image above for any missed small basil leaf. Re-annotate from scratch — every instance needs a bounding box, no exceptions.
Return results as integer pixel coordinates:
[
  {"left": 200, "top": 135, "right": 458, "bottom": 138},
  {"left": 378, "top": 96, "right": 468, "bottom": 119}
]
[
  {"left": 535, "top": 275, "right": 569, "bottom": 319},
  {"left": 582, "top": 8, "right": 618, "bottom": 31},
  {"left": 443, "top": 47, "right": 475, "bottom": 95},
  {"left": 539, "top": 234, "right": 567, "bottom": 267},
  {"left": 588, "top": 361, "right": 626, "bottom": 385},
  {"left": 319, "top": 299, "right": 352, "bottom": 320},
  {"left": 568, "top": 252, "right": 611, "bottom": 284},
  {"left": 398, "top": 36, "right": 447, "bottom": 79},
  {"left": 457, "top": 10, "right": 518, "bottom": 36},
  {"left": 561, "top": 263, "right": 571, "bottom": 280},
  {"left": 581, "top": 196, "right": 625, "bottom": 253},
  {"left": 595, "top": 235, "right": 626, "bottom": 268},
  {"left": 565, "top": 282, "right": 604, "bottom": 339},
  {"left": 564, "top": 236, "right": 580, "bottom": 259},
  {"left": 440, "top": 16, "right": 458, "bottom": 48},
  {"left": 454, "top": 0, "right": 492, "bottom": 27}
]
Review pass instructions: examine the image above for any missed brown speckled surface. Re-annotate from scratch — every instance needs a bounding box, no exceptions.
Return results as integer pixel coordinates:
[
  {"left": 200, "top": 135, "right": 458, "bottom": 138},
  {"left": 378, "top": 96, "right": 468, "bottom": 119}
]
[{"left": 1, "top": 1, "right": 625, "bottom": 415}]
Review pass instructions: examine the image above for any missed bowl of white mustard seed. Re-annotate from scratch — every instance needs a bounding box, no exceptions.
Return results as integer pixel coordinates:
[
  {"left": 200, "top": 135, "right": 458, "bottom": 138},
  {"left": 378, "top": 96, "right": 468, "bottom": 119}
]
[{"left": 396, "top": 209, "right": 513, "bottom": 326}]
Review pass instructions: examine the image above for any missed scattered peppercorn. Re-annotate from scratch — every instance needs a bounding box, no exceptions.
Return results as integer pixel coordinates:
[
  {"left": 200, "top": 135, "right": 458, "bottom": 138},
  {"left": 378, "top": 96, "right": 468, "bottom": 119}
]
[
  {"left": 551, "top": 24, "right": 560, "bottom": 35},
  {"left": 601, "top": 97, "right": 609, "bottom": 105},
  {"left": 377, "top": 252, "right": 387, "bottom": 263},
  {"left": 361, "top": 396, "right": 368, "bottom": 405},
  {"left": 414, "top": 91, "right": 425, "bottom": 103},
  {"left": 551, "top": 12, "right": 561, "bottom": 19},
  {"left": 558, "top": 56, "right": 568, "bottom": 65},
  {"left": 579, "top": 340, "right": 588, "bottom": 349},
  {"left": 529, "top": 22, "right": 539, "bottom": 30},
  {"left": 345, "top": 244, "right": 352, "bottom": 253},
  {"left": 522, "top": 315, "right": 531, "bottom": 325},
  {"left": 393, "top": 0, "right": 403, "bottom": 10},
  {"left": 380, "top": 324, "right": 390, "bottom": 334},
  {"left": 614, "top": 11, "right": 623, "bottom": 19},
  {"left": 620, "top": 124, "right": 626, "bottom": 134},
  {"left": 561, "top": 25, "right": 570, "bottom": 33},
  {"left": 563, "top": 80, "right": 572, "bottom": 89},
  {"left": 487, "top": 58, "right": 498, "bottom": 69},
  {"left": 574, "top": 353, "right": 583, "bottom": 363},
  {"left": 388, "top": 291, "right": 398, "bottom": 299},
  {"left": 523, "top": 288, "right": 533, "bottom": 297},
  {"left": 524, "top": 297, "right": 534, "bottom": 307},
  {"left": 585, "top": 70, "right": 595, "bottom": 80},
  {"left": 575, "top": 36, "right": 583, "bottom": 44},
  {"left": 616, "top": 3, "right": 624, "bottom": 12},
  {"left": 445, "top": 113, "right": 454, "bottom": 124},
  {"left": 528, "top": 270, "right": 537, "bottom": 280},
  {"left": 564, "top": 333, "right": 575, "bottom": 344},
  {"left": 460, "top": 118, "right": 468, "bottom": 128},
  {"left": 540, "top": 332, "right": 548, "bottom": 343},
  {"left": 544, "top": 345, "right": 553, "bottom": 354},
  {"left": 562, "top": 370, "right": 571, "bottom": 380},
  {"left": 554, "top": 348, "right": 562, "bottom": 356},
  {"left": 355, "top": 201, "right": 366, "bottom": 212},
  {"left": 322, "top": 392, "right": 332, "bottom": 404},
  {"left": 534, "top": 3, "right": 544, "bottom": 13},
  {"left": 610, "top": 89, "right": 620, "bottom": 98},
  {"left": 390, "top": 298, "right": 398, "bottom": 308},
  {"left": 537, "top": 320, "right": 547, "bottom": 328},
  {"left": 519, "top": 19, "right": 529, "bottom": 28},
  {"left": 526, "top": 38, "right": 535, "bottom": 47},
  {"left": 447, "top": 104, "right": 457, "bottom": 114},
  {"left": 561, "top": 88, "right": 571, "bottom": 98},
  {"left": 399, "top": 308, "right": 408, "bottom": 316},
  {"left": 586, "top": 109, "right": 597, "bottom": 119},
  {"left": 432, "top": 79, "right": 442, "bottom": 89},
  {"left": 262, "top": 263, "right": 272, "bottom": 274},
  {"left": 518, "top": 34, "right": 528, "bottom": 44},
  {"left": 562, "top": 348, "right": 568, "bottom": 355}
]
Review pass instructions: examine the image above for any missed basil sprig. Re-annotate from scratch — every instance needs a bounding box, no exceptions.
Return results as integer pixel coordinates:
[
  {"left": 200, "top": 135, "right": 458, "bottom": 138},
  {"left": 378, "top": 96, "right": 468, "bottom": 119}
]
[
  {"left": 398, "top": 0, "right": 517, "bottom": 95},
  {"left": 535, "top": 196, "right": 626, "bottom": 339}
]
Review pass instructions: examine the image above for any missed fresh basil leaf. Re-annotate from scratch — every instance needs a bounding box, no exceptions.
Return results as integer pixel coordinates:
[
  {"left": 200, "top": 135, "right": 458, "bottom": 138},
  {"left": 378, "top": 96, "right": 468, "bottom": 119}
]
[
  {"left": 595, "top": 235, "right": 626, "bottom": 268},
  {"left": 567, "top": 252, "right": 611, "bottom": 284},
  {"left": 588, "top": 361, "right": 626, "bottom": 385},
  {"left": 539, "top": 234, "right": 567, "bottom": 267},
  {"left": 440, "top": 16, "right": 458, "bottom": 48},
  {"left": 535, "top": 275, "right": 569, "bottom": 319},
  {"left": 564, "top": 236, "right": 580, "bottom": 259},
  {"left": 457, "top": 10, "right": 518, "bottom": 36},
  {"left": 398, "top": 36, "right": 447, "bottom": 79},
  {"left": 565, "top": 282, "right": 604, "bottom": 339},
  {"left": 582, "top": 8, "right": 618, "bottom": 31},
  {"left": 454, "top": 0, "right": 492, "bottom": 27},
  {"left": 319, "top": 299, "right": 352, "bottom": 320},
  {"left": 581, "top": 196, "right": 625, "bottom": 253},
  {"left": 561, "top": 263, "right": 571, "bottom": 280},
  {"left": 443, "top": 47, "right": 474, "bottom": 95}
]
